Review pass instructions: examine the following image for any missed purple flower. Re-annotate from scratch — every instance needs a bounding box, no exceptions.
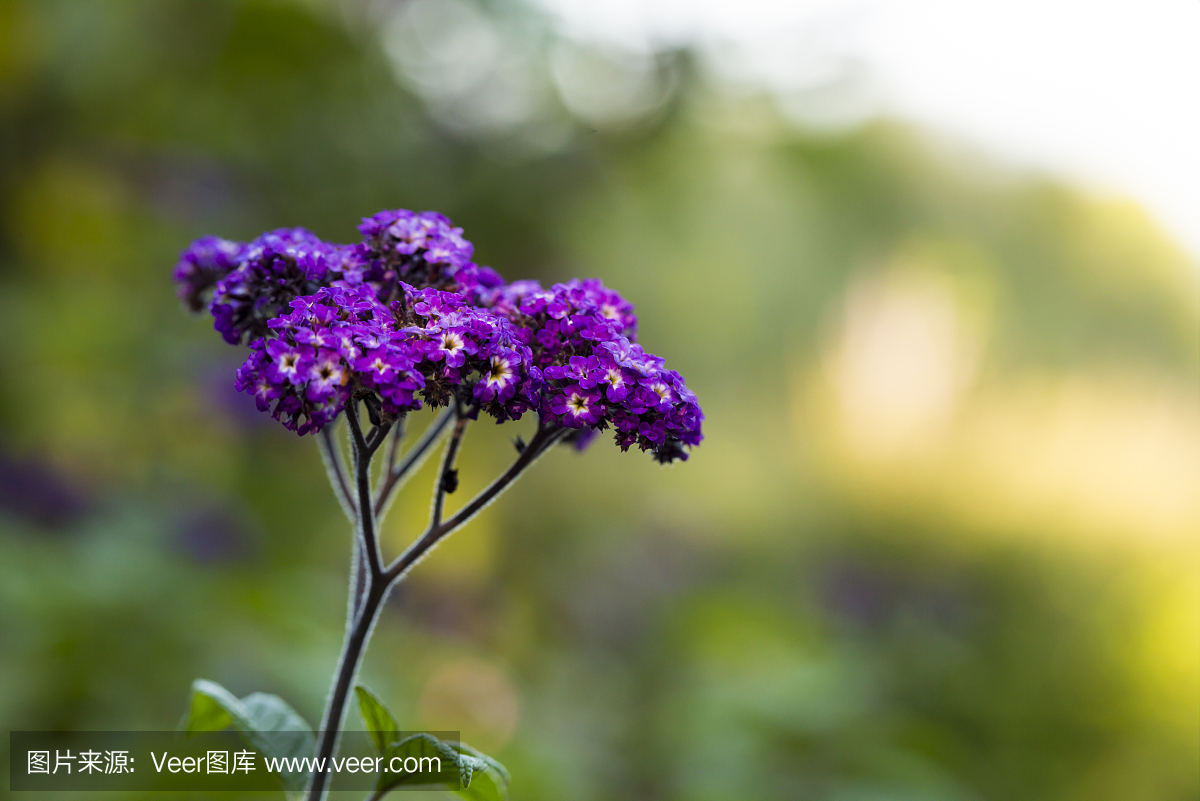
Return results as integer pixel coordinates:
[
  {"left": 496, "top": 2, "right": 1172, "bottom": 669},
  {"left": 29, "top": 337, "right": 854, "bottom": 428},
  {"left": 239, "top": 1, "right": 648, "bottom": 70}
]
[
  {"left": 549, "top": 385, "right": 604, "bottom": 428},
  {"left": 306, "top": 350, "right": 345, "bottom": 401},
  {"left": 266, "top": 339, "right": 310, "bottom": 386},
  {"left": 473, "top": 352, "right": 518, "bottom": 404},
  {"left": 355, "top": 209, "right": 494, "bottom": 300},
  {"left": 208, "top": 228, "right": 344, "bottom": 344},
  {"left": 412, "top": 289, "right": 464, "bottom": 325},
  {"left": 175, "top": 210, "right": 702, "bottom": 461},
  {"left": 173, "top": 235, "right": 246, "bottom": 312},
  {"left": 383, "top": 213, "right": 433, "bottom": 255},
  {"left": 294, "top": 325, "right": 337, "bottom": 350},
  {"left": 355, "top": 348, "right": 402, "bottom": 384},
  {"left": 641, "top": 377, "right": 675, "bottom": 410},
  {"left": 597, "top": 361, "right": 632, "bottom": 401},
  {"left": 489, "top": 280, "right": 702, "bottom": 462},
  {"left": 225, "top": 281, "right": 538, "bottom": 433},
  {"left": 428, "top": 329, "right": 476, "bottom": 370},
  {"left": 544, "top": 355, "right": 602, "bottom": 389}
]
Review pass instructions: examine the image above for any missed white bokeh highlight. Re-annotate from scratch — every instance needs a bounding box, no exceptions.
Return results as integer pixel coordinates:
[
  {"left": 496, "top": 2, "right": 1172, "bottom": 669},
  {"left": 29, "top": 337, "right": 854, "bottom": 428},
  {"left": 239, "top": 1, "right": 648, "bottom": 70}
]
[{"left": 536, "top": 0, "right": 1200, "bottom": 261}]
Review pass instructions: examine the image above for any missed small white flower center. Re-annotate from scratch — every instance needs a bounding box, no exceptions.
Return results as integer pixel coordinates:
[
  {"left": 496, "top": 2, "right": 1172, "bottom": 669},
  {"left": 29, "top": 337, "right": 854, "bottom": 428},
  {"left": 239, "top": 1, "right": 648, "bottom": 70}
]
[{"left": 488, "top": 358, "right": 512, "bottom": 384}]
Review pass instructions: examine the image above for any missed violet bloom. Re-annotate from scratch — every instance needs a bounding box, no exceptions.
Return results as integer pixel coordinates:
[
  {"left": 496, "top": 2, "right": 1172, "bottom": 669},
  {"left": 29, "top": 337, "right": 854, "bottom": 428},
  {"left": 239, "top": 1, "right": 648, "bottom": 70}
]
[
  {"left": 176, "top": 210, "right": 506, "bottom": 350},
  {"left": 474, "top": 352, "right": 519, "bottom": 404},
  {"left": 549, "top": 385, "right": 604, "bottom": 428},
  {"left": 174, "top": 208, "right": 702, "bottom": 462},
  {"left": 306, "top": 351, "right": 345, "bottom": 401},
  {"left": 545, "top": 355, "right": 602, "bottom": 389},
  {"left": 210, "top": 228, "right": 342, "bottom": 344},
  {"left": 172, "top": 207, "right": 705, "bottom": 801},
  {"left": 355, "top": 209, "right": 501, "bottom": 302},
  {"left": 173, "top": 235, "right": 246, "bottom": 312},
  {"left": 488, "top": 279, "right": 703, "bottom": 463},
  {"left": 228, "top": 280, "right": 538, "bottom": 434},
  {"left": 428, "top": 329, "right": 475, "bottom": 371}
]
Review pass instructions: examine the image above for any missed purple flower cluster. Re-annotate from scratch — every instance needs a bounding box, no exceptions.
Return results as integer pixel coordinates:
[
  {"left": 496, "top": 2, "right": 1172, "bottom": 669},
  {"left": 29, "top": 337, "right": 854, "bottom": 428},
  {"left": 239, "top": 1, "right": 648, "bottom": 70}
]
[
  {"left": 210, "top": 228, "right": 343, "bottom": 345},
  {"left": 355, "top": 209, "right": 505, "bottom": 302},
  {"left": 490, "top": 280, "right": 702, "bottom": 462},
  {"left": 172, "top": 211, "right": 506, "bottom": 346},
  {"left": 172, "top": 235, "right": 246, "bottom": 312},
  {"left": 233, "top": 283, "right": 537, "bottom": 434},
  {"left": 174, "top": 209, "right": 703, "bottom": 462}
]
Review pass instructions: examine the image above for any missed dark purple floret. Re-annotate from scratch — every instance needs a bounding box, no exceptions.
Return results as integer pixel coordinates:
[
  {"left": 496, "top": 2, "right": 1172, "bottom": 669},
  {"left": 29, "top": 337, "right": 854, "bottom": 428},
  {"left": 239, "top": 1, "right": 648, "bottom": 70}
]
[
  {"left": 173, "top": 211, "right": 508, "bottom": 345},
  {"left": 210, "top": 228, "right": 343, "bottom": 344},
  {"left": 489, "top": 280, "right": 702, "bottom": 463},
  {"left": 172, "top": 235, "right": 246, "bottom": 312},
  {"left": 233, "top": 283, "right": 537, "bottom": 434},
  {"left": 355, "top": 209, "right": 504, "bottom": 304}
]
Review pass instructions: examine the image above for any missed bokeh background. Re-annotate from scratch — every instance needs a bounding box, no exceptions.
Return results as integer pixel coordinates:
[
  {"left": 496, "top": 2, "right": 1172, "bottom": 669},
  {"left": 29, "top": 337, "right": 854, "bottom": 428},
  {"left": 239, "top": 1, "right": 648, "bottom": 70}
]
[{"left": 1, "top": 2, "right": 1196, "bottom": 800}]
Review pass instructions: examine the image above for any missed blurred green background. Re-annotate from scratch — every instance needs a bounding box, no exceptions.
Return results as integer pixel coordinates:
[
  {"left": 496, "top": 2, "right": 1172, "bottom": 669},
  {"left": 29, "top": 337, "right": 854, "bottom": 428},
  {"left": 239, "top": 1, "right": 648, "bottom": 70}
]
[{"left": 0, "top": 2, "right": 1196, "bottom": 800}]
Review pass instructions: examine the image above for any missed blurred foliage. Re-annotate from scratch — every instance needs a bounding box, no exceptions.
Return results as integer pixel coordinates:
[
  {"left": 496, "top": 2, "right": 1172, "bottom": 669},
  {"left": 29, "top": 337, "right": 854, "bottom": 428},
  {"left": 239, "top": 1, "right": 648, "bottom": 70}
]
[{"left": 0, "top": 2, "right": 1196, "bottom": 801}]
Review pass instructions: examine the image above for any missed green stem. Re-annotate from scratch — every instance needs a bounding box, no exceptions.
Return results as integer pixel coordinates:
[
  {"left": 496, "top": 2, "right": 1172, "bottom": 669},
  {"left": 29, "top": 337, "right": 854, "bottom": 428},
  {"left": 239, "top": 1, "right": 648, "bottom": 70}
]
[{"left": 309, "top": 411, "right": 564, "bottom": 801}]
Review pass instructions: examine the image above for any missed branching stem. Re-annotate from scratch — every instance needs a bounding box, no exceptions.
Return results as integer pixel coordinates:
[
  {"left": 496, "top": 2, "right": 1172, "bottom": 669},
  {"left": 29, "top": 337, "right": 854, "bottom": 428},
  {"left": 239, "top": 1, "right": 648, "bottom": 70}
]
[
  {"left": 384, "top": 423, "right": 566, "bottom": 583},
  {"left": 383, "top": 413, "right": 407, "bottom": 478},
  {"left": 308, "top": 409, "right": 565, "bottom": 801},
  {"left": 373, "top": 407, "right": 455, "bottom": 519},
  {"left": 318, "top": 424, "right": 355, "bottom": 524},
  {"left": 343, "top": 401, "right": 390, "bottom": 582},
  {"left": 430, "top": 406, "right": 469, "bottom": 529}
]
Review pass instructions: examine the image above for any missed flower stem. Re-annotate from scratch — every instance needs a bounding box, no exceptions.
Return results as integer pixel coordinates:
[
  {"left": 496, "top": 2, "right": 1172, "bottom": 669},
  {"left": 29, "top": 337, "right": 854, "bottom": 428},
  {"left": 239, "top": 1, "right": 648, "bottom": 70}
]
[
  {"left": 430, "top": 406, "right": 469, "bottom": 529},
  {"left": 309, "top": 402, "right": 392, "bottom": 800},
  {"left": 384, "top": 423, "right": 566, "bottom": 583},
  {"left": 373, "top": 407, "right": 455, "bottom": 520},
  {"left": 318, "top": 424, "right": 355, "bottom": 525},
  {"left": 320, "top": 422, "right": 368, "bottom": 617},
  {"left": 309, "top": 412, "right": 565, "bottom": 800},
  {"left": 344, "top": 402, "right": 389, "bottom": 581},
  {"left": 382, "top": 413, "right": 407, "bottom": 477},
  {"left": 308, "top": 579, "right": 387, "bottom": 800}
]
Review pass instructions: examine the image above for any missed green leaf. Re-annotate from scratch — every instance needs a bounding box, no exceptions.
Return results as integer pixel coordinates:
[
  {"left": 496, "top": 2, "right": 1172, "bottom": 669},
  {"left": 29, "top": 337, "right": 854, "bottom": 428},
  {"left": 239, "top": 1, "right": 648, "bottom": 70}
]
[
  {"left": 181, "top": 678, "right": 239, "bottom": 734},
  {"left": 239, "top": 693, "right": 316, "bottom": 793},
  {"left": 355, "top": 685, "right": 399, "bottom": 755},
  {"left": 181, "top": 679, "right": 315, "bottom": 795},
  {"left": 376, "top": 733, "right": 462, "bottom": 795},
  {"left": 371, "top": 731, "right": 509, "bottom": 801},
  {"left": 449, "top": 742, "right": 510, "bottom": 801},
  {"left": 450, "top": 741, "right": 511, "bottom": 786},
  {"left": 348, "top": 686, "right": 509, "bottom": 801}
]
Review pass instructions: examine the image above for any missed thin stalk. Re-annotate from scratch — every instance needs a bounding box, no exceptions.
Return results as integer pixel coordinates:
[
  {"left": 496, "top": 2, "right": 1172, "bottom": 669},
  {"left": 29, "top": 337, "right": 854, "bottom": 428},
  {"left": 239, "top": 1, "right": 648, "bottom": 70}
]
[
  {"left": 320, "top": 422, "right": 367, "bottom": 619},
  {"left": 344, "top": 401, "right": 389, "bottom": 581},
  {"left": 318, "top": 424, "right": 355, "bottom": 524},
  {"left": 385, "top": 424, "right": 565, "bottom": 583},
  {"left": 381, "top": 414, "right": 408, "bottom": 483},
  {"left": 308, "top": 581, "right": 387, "bottom": 800},
  {"left": 309, "top": 401, "right": 391, "bottom": 801},
  {"left": 430, "top": 409, "right": 469, "bottom": 529},
  {"left": 373, "top": 407, "right": 455, "bottom": 519},
  {"left": 309, "top": 411, "right": 566, "bottom": 801}
]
